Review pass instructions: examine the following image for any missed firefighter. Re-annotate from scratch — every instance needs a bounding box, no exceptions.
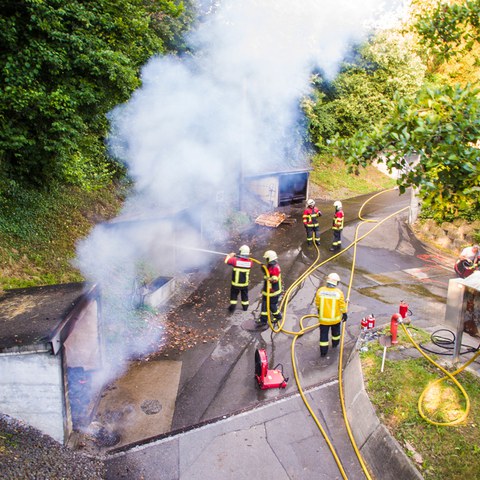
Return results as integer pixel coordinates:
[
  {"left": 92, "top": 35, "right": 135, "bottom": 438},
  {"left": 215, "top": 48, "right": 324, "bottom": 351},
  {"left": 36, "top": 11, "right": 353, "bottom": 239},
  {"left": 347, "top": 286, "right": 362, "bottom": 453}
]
[
  {"left": 315, "top": 272, "right": 347, "bottom": 357},
  {"left": 256, "top": 250, "right": 283, "bottom": 326},
  {"left": 329, "top": 200, "right": 344, "bottom": 252},
  {"left": 454, "top": 244, "right": 479, "bottom": 278},
  {"left": 303, "top": 199, "right": 322, "bottom": 245},
  {"left": 225, "top": 245, "right": 253, "bottom": 313}
]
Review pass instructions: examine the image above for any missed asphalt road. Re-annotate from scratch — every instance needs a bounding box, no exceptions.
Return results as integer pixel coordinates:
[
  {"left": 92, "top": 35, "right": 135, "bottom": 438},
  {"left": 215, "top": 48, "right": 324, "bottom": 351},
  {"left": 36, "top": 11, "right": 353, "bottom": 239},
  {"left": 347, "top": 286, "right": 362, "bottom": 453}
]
[{"left": 96, "top": 189, "right": 457, "bottom": 479}]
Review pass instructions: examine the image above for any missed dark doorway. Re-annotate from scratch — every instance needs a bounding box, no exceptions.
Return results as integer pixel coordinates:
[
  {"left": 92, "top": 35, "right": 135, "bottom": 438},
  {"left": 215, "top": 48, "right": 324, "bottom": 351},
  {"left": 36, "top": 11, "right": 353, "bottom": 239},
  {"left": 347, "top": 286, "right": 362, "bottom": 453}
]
[{"left": 279, "top": 172, "right": 308, "bottom": 205}]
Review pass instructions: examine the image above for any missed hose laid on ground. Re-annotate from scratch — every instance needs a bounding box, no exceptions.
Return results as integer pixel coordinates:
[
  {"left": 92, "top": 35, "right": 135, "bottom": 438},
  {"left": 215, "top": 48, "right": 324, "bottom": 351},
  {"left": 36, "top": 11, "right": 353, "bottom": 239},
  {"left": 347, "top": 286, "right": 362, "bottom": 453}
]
[
  {"left": 400, "top": 322, "right": 480, "bottom": 426},
  {"left": 258, "top": 188, "right": 409, "bottom": 479},
  {"left": 418, "top": 328, "right": 479, "bottom": 356},
  {"left": 337, "top": 190, "right": 409, "bottom": 480}
]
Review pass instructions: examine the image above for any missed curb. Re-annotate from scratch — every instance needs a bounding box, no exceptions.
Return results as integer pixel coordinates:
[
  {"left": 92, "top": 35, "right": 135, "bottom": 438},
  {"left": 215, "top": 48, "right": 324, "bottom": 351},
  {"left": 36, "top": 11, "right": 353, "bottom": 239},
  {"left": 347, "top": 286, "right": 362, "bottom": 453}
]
[{"left": 344, "top": 348, "right": 424, "bottom": 480}]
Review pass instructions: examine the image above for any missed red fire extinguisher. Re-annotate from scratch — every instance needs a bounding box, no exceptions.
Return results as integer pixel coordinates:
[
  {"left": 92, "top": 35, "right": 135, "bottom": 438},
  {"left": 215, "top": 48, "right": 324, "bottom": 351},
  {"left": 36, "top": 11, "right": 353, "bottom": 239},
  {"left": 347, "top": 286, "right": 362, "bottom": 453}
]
[
  {"left": 361, "top": 316, "right": 368, "bottom": 330},
  {"left": 399, "top": 301, "right": 409, "bottom": 319},
  {"left": 361, "top": 314, "right": 376, "bottom": 330}
]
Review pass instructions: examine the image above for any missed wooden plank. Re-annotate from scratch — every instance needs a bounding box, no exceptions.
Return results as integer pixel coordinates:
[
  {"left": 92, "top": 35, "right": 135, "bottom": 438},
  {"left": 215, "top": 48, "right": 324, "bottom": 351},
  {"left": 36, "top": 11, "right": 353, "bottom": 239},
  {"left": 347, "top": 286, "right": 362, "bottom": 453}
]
[{"left": 255, "top": 212, "right": 287, "bottom": 228}]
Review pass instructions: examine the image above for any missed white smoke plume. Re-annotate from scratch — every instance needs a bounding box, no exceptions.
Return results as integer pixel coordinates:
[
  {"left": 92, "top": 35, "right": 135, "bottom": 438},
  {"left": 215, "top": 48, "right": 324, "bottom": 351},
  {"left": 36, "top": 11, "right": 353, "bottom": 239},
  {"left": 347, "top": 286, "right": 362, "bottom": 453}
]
[{"left": 75, "top": 0, "right": 405, "bottom": 389}]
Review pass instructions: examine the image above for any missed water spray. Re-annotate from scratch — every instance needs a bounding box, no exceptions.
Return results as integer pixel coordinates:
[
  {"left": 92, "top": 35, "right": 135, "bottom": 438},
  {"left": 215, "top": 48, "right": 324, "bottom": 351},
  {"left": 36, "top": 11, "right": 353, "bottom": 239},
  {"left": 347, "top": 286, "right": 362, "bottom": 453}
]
[{"left": 176, "top": 246, "right": 229, "bottom": 256}]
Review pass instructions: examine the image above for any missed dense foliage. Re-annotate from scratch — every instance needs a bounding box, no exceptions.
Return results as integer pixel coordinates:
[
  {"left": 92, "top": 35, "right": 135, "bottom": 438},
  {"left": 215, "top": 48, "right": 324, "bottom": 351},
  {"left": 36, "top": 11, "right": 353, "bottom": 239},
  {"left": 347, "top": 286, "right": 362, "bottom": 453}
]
[
  {"left": 304, "top": 30, "right": 426, "bottom": 151},
  {"left": 320, "top": 1, "right": 480, "bottom": 222},
  {"left": 415, "top": 0, "right": 480, "bottom": 61},
  {"left": 338, "top": 82, "right": 480, "bottom": 221},
  {"left": 0, "top": 0, "right": 184, "bottom": 190}
]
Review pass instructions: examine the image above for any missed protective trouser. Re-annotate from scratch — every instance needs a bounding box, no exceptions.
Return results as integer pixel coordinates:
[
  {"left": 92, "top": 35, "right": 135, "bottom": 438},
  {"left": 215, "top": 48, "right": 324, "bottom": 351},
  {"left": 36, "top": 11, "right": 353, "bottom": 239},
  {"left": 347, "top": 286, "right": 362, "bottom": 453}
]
[
  {"left": 319, "top": 322, "right": 341, "bottom": 356},
  {"left": 259, "top": 295, "right": 282, "bottom": 324},
  {"left": 332, "top": 229, "right": 342, "bottom": 249},
  {"left": 306, "top": 225, "right": 320, "bottom": 245},
  {"left": 229, "top": 286, "right": 249, "bottom": 311}
]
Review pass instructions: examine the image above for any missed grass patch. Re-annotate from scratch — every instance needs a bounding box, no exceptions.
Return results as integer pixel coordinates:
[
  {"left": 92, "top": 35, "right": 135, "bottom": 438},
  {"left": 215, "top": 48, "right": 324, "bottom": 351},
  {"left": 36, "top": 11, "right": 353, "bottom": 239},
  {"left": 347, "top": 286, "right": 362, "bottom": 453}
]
[
  {"left": 0, "top": 183, "right": 125, "bottom": 290},
  {"left": 361, "top": 326, "right": 480, "bottom": 479},
  {"left": 310, "top": 153, "right": 396, "bottom": 198}
]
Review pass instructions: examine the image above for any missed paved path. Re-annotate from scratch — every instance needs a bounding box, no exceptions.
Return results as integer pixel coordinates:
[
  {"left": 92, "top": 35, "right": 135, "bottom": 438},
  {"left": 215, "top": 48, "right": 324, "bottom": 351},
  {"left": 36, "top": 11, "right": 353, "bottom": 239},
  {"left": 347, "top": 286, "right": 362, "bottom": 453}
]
[{"left": 100, "top": 190, "right": 462, "bottom": 479}]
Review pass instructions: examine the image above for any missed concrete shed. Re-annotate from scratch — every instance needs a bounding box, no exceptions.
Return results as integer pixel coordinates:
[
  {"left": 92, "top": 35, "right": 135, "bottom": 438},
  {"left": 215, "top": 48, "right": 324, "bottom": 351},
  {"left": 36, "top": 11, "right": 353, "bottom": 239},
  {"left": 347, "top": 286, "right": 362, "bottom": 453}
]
[
  {"left": 244, "top": 169, "right": 309, "bottom": 208},
  {"left": 0, "top": 276, "right": 176, "bottom": 444},
  {"left": 0, "top": 283, "right": 97, "bottom": 443}
]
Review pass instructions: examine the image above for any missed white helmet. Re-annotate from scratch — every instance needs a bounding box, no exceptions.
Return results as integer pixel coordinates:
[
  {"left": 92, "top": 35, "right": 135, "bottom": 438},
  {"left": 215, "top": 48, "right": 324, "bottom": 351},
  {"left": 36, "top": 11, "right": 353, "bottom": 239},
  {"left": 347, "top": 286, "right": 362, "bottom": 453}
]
[
  {"left": 239, "top": 245, "right": 250, "bottom": 256},
  {"left": 333, "top": 201, "right": 342, "bottom": 210},
  {"left": 307, "top": 199, "right": 315, "bottom": 207},
  {"left": 326, "top": 272, "right": 340, "bottom": 286},
  {"left": 263, "top": 250, "right": 278, "bottom": 262}
]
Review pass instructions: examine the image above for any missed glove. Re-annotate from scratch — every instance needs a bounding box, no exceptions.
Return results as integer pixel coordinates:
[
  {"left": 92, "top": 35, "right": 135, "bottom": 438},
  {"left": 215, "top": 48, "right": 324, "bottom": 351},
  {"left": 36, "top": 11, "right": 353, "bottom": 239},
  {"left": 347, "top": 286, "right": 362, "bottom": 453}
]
[{"left": 342, "top": 313, "right": 348, "bottom": 322}]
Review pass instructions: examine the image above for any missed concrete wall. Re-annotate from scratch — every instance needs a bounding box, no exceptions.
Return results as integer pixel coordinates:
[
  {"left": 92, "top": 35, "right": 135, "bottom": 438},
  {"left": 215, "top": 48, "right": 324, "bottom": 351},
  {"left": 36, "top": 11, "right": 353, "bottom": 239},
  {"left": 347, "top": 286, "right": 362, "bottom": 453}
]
[
  {"left": 144, "top": 277, "right": 176, "bottom": 308},
  {"left": 444, "top": 277, "right": 480, "bottom": 361},
  {"left": 0, "top": 351, "right": 65, "bottom": 442},
  {"left": 246, "top": 175, "right": 279, "bottom": 208}
]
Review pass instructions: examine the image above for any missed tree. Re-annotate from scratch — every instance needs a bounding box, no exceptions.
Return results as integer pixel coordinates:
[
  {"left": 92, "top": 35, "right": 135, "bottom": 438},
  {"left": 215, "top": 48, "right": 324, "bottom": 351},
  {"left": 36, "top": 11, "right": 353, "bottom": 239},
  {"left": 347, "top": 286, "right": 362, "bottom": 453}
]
[
  {"left": 338, "top": 83, "right": 480, "bottom": 221},
  {"left": 333, "top": 1, "right": 480, "bottom": 222},
  {"left": 304, "top": 29, "right": 426, "bottom": 150},
  {"left": 0, "top": 0, "right": 184, "bottom": 189},
  {"left": 415, "top": 0, "right": 480, "bottom": 61}
]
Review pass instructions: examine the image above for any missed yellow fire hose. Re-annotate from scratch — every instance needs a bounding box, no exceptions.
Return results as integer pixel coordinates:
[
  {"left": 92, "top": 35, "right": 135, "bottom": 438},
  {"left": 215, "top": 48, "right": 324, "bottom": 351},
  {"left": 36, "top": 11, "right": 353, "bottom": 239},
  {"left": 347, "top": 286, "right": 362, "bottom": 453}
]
[
  {"left": 249, "top": 189, "right": 410, "bottom": 479},
  {"left": 400, "top": 322, "right": 480, "bottom": 426},
  {"left": 250, "top": 188, "right": 477, "bottom": 478}
]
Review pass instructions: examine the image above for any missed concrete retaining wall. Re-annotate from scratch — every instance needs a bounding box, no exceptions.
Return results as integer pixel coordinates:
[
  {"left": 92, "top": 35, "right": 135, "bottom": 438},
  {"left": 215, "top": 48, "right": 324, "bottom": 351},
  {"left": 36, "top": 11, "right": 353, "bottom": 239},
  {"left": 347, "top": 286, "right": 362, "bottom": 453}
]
[
  {"left": 0, "top": 351, "right": 65, "bottom": 442},
  {"left": 344, "top": 349, "right": 424, "bottom": 480}
]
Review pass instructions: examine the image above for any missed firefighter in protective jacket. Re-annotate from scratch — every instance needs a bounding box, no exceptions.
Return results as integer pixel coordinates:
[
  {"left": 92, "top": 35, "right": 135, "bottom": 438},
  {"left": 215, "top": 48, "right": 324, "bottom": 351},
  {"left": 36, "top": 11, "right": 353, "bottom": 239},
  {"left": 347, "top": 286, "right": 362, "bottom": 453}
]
[
  {"left": 454, "top": 244, "right": 479, "bottom": 278},
  {"left": 303, "top": 199, "right": 322, "bottom": 245},
  {"left": 257, "top": 250, "right": 283, "bottom": 326},
  {"left": 330, "top": 200, "right": 344, "bottom": 252},
  {"left": 225, "top": 245, "right": 253, "bottom": 313},
  {"left": 315, "top": 273, "right": 347, "bottom": 357}
]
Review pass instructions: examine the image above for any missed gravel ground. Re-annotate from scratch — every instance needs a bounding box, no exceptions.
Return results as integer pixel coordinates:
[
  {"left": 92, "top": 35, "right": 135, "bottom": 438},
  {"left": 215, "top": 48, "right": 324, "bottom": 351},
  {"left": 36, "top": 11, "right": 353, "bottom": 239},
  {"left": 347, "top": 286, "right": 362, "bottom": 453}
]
[{"left": 0, "top": 414, "right": 105, "bottom": 480}]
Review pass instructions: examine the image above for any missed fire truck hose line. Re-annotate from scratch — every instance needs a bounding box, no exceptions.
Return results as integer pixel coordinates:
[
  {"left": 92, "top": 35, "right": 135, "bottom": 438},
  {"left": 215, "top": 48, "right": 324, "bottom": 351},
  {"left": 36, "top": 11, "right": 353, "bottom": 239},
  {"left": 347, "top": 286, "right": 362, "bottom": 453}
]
[
  {"left": 400, "top": 322, "right": 480, "bottom": 427},
  {"left": 198, "top": 188, "right": 478, "bottom": 478},
  {"left": 253, "top": 187, "right": 480, "bottom": 477},
  {"left": 256, "top": 189, "right": 411, "bottom": 479}
]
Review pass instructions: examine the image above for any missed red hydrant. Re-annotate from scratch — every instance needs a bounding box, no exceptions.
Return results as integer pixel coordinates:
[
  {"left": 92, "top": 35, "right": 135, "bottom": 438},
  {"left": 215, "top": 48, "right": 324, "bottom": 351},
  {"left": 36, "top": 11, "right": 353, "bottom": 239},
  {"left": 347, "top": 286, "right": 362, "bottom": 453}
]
[{"left": 390, "top": 313, "right": 402, "bottom": 345}]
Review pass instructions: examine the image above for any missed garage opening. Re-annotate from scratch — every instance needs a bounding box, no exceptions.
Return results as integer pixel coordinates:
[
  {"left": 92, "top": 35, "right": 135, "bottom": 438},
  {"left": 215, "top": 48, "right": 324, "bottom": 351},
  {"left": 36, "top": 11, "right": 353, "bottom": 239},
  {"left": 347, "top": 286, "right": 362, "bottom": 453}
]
[{"left": 278, "top": 171, "right": 309, "bottom": 205}]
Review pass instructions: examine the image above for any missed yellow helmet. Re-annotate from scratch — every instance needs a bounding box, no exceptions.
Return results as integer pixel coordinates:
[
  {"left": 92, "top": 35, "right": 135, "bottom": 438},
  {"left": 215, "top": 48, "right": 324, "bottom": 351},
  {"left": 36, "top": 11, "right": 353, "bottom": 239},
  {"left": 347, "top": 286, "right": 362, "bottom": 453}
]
[{"left": 239, "top": 245, "right": 250, "bottom": 256}]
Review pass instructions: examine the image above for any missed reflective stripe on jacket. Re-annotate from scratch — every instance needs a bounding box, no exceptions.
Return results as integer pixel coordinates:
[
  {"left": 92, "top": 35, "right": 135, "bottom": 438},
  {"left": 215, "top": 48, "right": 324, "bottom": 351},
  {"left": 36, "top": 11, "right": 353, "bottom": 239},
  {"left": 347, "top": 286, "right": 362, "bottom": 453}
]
[
  {"left": 227, "top": 256, "right": 252, "bottom": 287},
  {"left": 315, "top": 286, "right": 346, "bottom": 325},
  {"left": 332, "top": 210, "right": 344, "bottom": 230},
  {"left": 303, "top": 207, "right": 321, "bottom": 227},
  {"left": 262, "top": 262, "right": 282, "bottom": 297}
]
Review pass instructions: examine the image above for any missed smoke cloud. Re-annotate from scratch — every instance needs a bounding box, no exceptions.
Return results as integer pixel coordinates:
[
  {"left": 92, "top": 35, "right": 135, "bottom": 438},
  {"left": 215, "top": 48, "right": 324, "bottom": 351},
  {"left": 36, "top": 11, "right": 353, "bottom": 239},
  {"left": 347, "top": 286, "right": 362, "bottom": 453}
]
[{"left": 75, "top": 0, "right": 405, "bottom": 391}]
